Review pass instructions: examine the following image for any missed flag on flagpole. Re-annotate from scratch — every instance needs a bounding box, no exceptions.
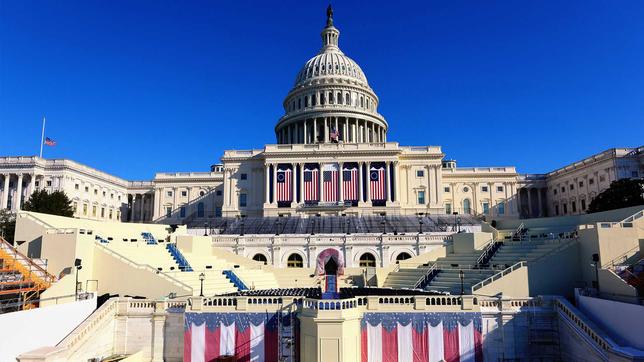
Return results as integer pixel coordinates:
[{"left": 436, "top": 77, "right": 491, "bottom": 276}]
[{"left": 44, "top": 137, "right": 57, "bottom": 146}]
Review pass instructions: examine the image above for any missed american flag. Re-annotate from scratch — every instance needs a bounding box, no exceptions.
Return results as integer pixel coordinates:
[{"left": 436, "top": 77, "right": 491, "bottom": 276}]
[
  {"left": 323, "top": 164, "right": 339, "bottom": 202},
  {"left": 330, "top": 128, "right": 339, "bottom": 142},
  {"left": 370, "top": 166, "right": 386, "bottom": 200},
  {"left": 342, "top": 165, "right": 359, "bottom": 201},
  {"left": 44, "top": 137, "right": 56, "bottom": 146},
  {"left": 276, "top": 167, "right": 292, "bottom": 202},
  {"left": 303, "top": 166, "right": 319, "bottom": 202}
]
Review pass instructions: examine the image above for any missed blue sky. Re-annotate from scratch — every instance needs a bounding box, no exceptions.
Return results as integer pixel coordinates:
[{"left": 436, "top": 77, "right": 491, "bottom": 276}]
[{"left": 1, "top": 1, "right": 643, "bottom": 180}]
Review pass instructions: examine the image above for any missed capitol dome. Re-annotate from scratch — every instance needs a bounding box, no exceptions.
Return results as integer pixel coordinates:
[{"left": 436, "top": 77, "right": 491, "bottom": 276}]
[{"left": 275, "top": 6, "right": 388, "bottom": 145}]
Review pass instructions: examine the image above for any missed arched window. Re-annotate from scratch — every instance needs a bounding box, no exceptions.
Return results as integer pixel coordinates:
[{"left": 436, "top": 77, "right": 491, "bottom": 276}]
[
  {"left": 298, "top": 98, "right": 301, "bottom": 109},
  {"left": 312, "top": 94, "right": 316, "bottom": 106},
  {"left": 463, "top": 199, "right": 471, "bottom": 215},
  {"left": 346, "top": 93, "right": 351, "bottom": 105},
  {"left": 360, "top": 97, "right": 364, "bottom": 108},
  {"left": 305, "top": 96, "right": 310, "bottom": 107},
  {"left": 287, "top": 253, "right": 303, "bottom": 268},
  {"left": 253, "top": 254, "right": 268, "bottom": 265},
  {"left": 359, "top": 253, "right": 376, "bottom": 267},
  {"left": 337, "top": 92, "right": 342, "bottom": 104},
  {"left": 197, "top": 202, "right": 205, "bottom": 217},
  {"left": 396, "top": 252, "right": 412, "bottom": 261},
  {"left": 321, "top": 93, "right": 325, "bottom": 105},
  {"left": 329, "top": 92, "right": 334, "bottom": 104}
]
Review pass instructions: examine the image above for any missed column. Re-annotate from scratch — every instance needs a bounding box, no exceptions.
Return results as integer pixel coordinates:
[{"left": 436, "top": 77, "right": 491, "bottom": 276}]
[
  {"left": 358, "top": 162, "right": 364, "bottom": 203},
  {"left": 291, "top": 164, "right": 297, "bottom": 206},
  {"left": 14, "top": 174, "right": 24, "bottom": 211},
  {"left": 265, "top": 164, "right": 270, "bottom": 204},
  {"left": 385, "top": 161, "right": 391, "bottom": 203},
  {"left": 140, "top": 193, "right": 145, "bottom": 221},
  {"left": 153, "top": 188, "right": 161, "bottom": 220},
  {"left": 334, "top": 117, "right": 338, "bottom": 137},
  {"left": 1, "top": 174, "right": 9, "bottom": 209},
  {"left": 366, "top": 162, "right": 371, "bottom": 203},
  {"left": 28, "top": 174, "right": 36, "bottom": 199},
  {"left": 319, "top": 163, "right": 324, "bottom": 202},
  {"left": 393, "top": 162, "right": 400, "bottom": 202},
  {"left": 223, "top": 168, "right": 230, "bottom": 207},
  {"left": 303, "top": 120, "right": 308, "bottom": 144},
  {"left": 324, "top": 118, "right": 328, "bottom": 143},
  {"left": 489, "top": 182, "right": 494, "bottom": 216},
  {"left": 527, "top": 188, "right": 533, "bottom": 218},
  {"left": 537, "top": 188, "right": 543, "bottom": 217},
  {"left": 313, "top": 118, "right": 318, "bottom": 143},
  {"left": 299, "top": 163, "right": 304, "bottom": 204},
  {"left": 427, "top": 165, "right": 434, "bottom": 205},
  {"left": 339, "top": 162, "right": 344, "bottom": 203},
  {"left": 273, "top": 164, "right": 278, "bottom": 205}
]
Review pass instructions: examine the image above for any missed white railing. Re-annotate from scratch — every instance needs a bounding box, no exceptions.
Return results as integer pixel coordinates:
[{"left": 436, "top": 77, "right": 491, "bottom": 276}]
[{"left": 471, "top": 261, "right": 526, "bottom": 292}]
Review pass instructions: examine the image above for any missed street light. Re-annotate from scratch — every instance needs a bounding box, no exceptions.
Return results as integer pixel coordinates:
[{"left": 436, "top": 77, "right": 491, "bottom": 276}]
[
  {"left": 199, "top": 272, "right": 205, "bottom": 297},
  {"left": 456, "top": 217, "right": 461, "bottom": 233},
  {"left": 204, "top": 222, "right": 208, "bottom": 236},
  {"left": 240, "top": 216, "right": 245, "bottom": 236},
  {"left": 418, "top": 217, "right": 424, "bottom": 234},
  {"left": 592, "top": 253, "right": 600, "bottom": 293},
  {"left": 74, "top": 258, "right": 82, "bottom": 300},
  {"left": 459, "top": 269, "right": 465, "bottom": 295},
  {"left": 381, "top": 216, "right": 386, "bottom": 234},
  {"left": 275, "top": 218, "right": 281, "bottom": 236}
]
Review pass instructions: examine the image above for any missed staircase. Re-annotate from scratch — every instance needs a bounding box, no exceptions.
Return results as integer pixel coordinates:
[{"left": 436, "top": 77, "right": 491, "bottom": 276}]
[
  {"left": 426, "top": 268, "right": 498, "bottom": 295},
  {"left": 223, "top": 270, "right": 248, "bottom": 291},
  {"left": 383, "top": 265, "right": 438, "bottom": 289},
  {"left": 165, "top": 243, "right": 193, "bottom": 272}
]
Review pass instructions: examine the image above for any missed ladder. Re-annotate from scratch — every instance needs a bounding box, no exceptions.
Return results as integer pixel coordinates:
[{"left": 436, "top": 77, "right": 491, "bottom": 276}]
[{"left": 277, "top": 301, "right": 296, "bottom": 362}]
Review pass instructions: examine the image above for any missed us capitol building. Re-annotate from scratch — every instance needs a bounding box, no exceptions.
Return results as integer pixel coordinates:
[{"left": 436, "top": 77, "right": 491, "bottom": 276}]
[{"left": 0, "top": 9, "right": 642, "bottom": 225}]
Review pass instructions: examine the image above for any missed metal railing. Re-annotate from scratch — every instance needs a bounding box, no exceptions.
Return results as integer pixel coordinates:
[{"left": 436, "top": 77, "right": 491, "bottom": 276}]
[
  {"left": 414, "top": 264, "right": 438, "bottom": 289},
  {"left": 471, "top": 261, "right": 526, "bottom": 292}
]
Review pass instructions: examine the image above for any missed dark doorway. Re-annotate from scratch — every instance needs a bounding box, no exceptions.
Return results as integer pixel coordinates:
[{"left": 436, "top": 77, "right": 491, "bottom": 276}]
[{"left": 324, "top": 257, "right": 338, "bottom": 275}]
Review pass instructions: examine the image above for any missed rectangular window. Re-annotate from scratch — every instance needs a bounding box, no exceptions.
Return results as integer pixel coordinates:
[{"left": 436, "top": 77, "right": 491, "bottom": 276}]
[
  {"left": 75, "top": 184, "right": 79, "bottom": 190},
  {"left": 181, "top": 191, "right": 187, "bottom": 197},
  {"left": 116, "top": 211, "right": 121, "bottom": 220},
  {"left": 94, "top": 189, "right": 98, "bottom": 195},
  {"left": 416, "top": 170, "right": 424, "bottom": 177},
  {"left": 166, "top": 207, "right": 172, "bottom": 218},
  {"left": 417, "top": 191, "right": 425, "bottom": 205},
  {"left": 570, "top": 184, "right": 574, "bottom": 190},
  {"left": 111, "top": 193, "right": 114, "bottom": 199},
  {"left": 92, "top": 206, "right": 97, "bottom": 217},
  {"left": 73, "top": 202, "right": 78, "bottom": 212},
  {"left": 109, "top": 209, "right": 113, "bottom": 219},
  {"left": 216, "top": 190, "right": 222, "bottom": 196},
  {"left": 498, "top": 202, "right": 505, "bottom": 215},
  {"left": 241, "top": 173, "right": 248, "bottom": 180},
  {"left": 555, "top": 204, "right": 559, "bottom": 216},
  {"left": 589, "top": 178, "right": 594, "bottom": 185},
  {"left": 215, "top": 207, "right": 222, "bottom": 217},
  {"left": 83, "top": 204, "right": 88, "bottom": 216},
  {"left": 445, "top": 203, "right": 452, "bottom": 214},
  {"left": 563, "top": 203, "right": 568, "bottom": 214},
  {"left": 239, "top": 193, "right": 247, "bottom": 207},
  {"left": 481, "top": 186, "right": 488, "bottom": 192},
  {"left": 46, "top": 180, "right": 52, "bottom": 187},
  {"left": 561, "top": 187, "right": 565, "bottom": 193},
  {"left": 101, "top": 207, "right": 105, "bottom": 218},
  {"left": 180, "top": 206, "right": 186, "bottom": 218},
  {"left": 482, "top": 202, "right": 489, "bottom": 214},
  {"left": 497, "top": 186, "right": 503, "bottom": 192},
  {"left": 599, "top": 175, "right": 606, "bottom": 182},
  {"left": 581, "top": 199, "right": 586, "bottom": 210},
  {"left": 167, "top": 191, "right": 173, "bottom": 197},
  {"left": 579, "top": 181, "right": 584, "bottom": 187},
  {"left": 554, "top": 189, "right": 557, "bottom": 195},
  {"left": 444, "top": 187, "right": 450, "bottom": 193},
  {"left": 85, "top": 186, "right": 89, "bottom": 192},
  {"left": 572, "top": 201, "right": 577, "bottom": 213}
]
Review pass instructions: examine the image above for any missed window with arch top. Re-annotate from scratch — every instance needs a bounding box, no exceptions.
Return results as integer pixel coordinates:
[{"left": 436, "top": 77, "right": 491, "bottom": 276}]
[
  {"left": 287, "top": 253, "right": 303, "bottom": 268},
  {"left": 396, "top": 252, "right": 412, "bottom": 261},
  {"left": 359, "top": 253, "right": 376, "bottom": 267},
  {"left": 253, "top": 253, "right": 268, "bottom": 265}
]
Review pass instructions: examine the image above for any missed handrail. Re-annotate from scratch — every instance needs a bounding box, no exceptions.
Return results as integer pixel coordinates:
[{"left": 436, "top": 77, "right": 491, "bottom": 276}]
[
  {"left": 94, "top": 242, "right": 192, "bottom": 292},
  {"left": 413, "top": 264, "right": 437, "bottom": 289},
  {"left": 530, "top": 236, "right": 579, "bottom": 264},
  {"left": 471, "top": 261, "right": 526, "bottom": 291},
  {"left": 601, "top": 245, "right": 641, "bottom": 269},
  {"left": 0, "top": 236, "right": 54, "bottom": 280},
  {"left": 476, "top": 239, "right": 502, "bottom": 266}
]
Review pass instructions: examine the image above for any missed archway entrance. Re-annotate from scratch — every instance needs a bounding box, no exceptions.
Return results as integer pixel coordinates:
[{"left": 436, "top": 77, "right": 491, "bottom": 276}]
[{"left": 315, "top": 248, "right": 344, "bottom": 299}]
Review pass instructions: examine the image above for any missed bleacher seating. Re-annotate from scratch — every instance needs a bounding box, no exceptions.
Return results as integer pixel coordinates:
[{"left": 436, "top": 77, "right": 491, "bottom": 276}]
[
  {"left": 141, "top": 232, "right": 158, "bottom": 245},
  {"left": 222, "top": 270, "right": 248, "bottom": 291},
  {"left": 207, "top": 214, "right": 481, "bottom": 235},
  {"left": 165, "top": 244, "right": 193, "bottom": 272}
]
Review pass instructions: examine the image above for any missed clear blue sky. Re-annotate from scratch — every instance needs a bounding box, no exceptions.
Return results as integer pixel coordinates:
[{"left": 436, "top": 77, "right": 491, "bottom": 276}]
[{"left": 1, "top": 1, "right": 643, "bottom": 180}]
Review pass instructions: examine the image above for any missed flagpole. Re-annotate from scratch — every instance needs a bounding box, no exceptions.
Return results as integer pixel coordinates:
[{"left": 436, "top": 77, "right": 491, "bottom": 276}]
[{"left": 39, "top": 116, "right": 46, "bottom": 158}]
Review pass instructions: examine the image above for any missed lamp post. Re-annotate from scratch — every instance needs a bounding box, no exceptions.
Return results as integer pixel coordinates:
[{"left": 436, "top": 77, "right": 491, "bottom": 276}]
[
  {"left": 459, "top": 269, "right": 465, "bottom": 295},
  {"left": 456, "top": 217, "right": 461, "bottom": 233},
  {"left": 275, "top": 218, "right": 281, "bottom": 236},
  {"left": 346, "top": 217, "right": 351, "bottom": 235},
  {"left": 418, "top": 217, "right": 424, "bottom": 234},
  {"left": 311, "top": 218, "right": 316, "bottom": 235},
  {"left": 74, "top": 258, "right": 82, "bottom": 300},
  {"left": 204, "top": 222, "right": 208, "bottom": 236},
  {"left": 199, "top": 272, "right": 205, "bottom": 297},
  {"left": 381, "top": 217, "right": 386, "bottom": 234},
  {"left": 240, "top": 217, "right": 245, "bottom": 236},
  {"left": 592, "top": 253, "right": 600, "bottom": 293}
]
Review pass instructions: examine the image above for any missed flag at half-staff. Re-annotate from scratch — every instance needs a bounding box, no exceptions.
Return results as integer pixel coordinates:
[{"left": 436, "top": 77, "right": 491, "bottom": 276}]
[{"left": 276, "top": 165, "right": 292, "bottom": 203}]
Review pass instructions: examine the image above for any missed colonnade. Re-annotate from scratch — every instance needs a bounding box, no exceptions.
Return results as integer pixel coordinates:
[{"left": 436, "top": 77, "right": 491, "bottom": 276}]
[
  {"left": 129, "top": 192, "right": 153, "bottom": 222},
  {"left": 0, "top": 173, "right": 41, "bottom": 211},
  {"left": 264, "top": 161, "right": 398, "bottom": 207},
  {"left": 276, "top": 116, "right": 387, "bottom": 144}
]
